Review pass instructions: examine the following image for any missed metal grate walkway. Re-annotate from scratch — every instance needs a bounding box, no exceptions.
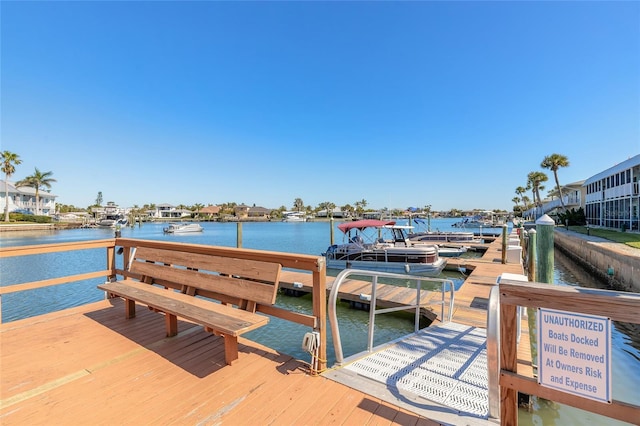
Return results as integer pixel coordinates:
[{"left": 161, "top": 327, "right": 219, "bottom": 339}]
[{"left": 325, "top": 322, "right": 492, "bottom": 423}]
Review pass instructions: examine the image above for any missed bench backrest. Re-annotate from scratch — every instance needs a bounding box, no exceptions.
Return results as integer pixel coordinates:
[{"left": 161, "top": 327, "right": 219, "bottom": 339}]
[{"left": 128, "top": 246, "right": 281, "bottom": 312}]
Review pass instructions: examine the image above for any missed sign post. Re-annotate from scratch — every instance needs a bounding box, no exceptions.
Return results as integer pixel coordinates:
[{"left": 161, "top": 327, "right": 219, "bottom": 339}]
[{"left": 537, "top": 308, "right": 612, "bottom": 403}]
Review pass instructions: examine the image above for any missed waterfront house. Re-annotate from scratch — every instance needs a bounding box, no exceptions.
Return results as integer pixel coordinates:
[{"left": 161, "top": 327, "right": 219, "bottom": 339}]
[
  {"left": 316, "top": 207, "right": 346, "bottom": 218},
  {"left": 198, "top": 205, "right": 221, "bottom": 219},
  {"left": 0, "top": 179, "right": 57, "bottom": 216},
  {"left": 247, "top": 206, "right": 271, "bottom": 219},
  {"left": 233, "top": 204, "right": 250, "bottom": 219},
  {"left": 150, "top": 203, "right": 192, "bottom": 219}
]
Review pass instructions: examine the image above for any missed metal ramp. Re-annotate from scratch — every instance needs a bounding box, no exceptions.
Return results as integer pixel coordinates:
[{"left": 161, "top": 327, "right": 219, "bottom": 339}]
[{"left": 324, "top": 322, "right": 496, "bottom": 425}]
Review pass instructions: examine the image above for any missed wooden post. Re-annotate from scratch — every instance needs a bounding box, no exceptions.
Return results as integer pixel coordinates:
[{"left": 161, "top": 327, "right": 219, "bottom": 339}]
[
  {"left": 526, "top": 228, "right": 538, "bottom": 367},
  {"left": 500, "top": 300, "right": 519, "bottom": 425},
  {"left": 535, "top": 214, "right": 554, "bottom": 284},
  {"left": 527, "top": 230, "right": 537, "bottom": 282},
  {"left": 501, "top": 224, "right": 508, "bottom": 264},
  {"left": 107, "top": 244, "right": 116, "bottom": 282},
  {"left": 519, "top": 226, "right": 526, "bottom": 262},
  {"left": 312, "top": 263, "right": 327, "bottom": 373},
  {"left": 330, "top": 217, "right": 334, "bottom": 245},
  {"left": 236, "top": 222, "right": 243, "bottom": 248}
]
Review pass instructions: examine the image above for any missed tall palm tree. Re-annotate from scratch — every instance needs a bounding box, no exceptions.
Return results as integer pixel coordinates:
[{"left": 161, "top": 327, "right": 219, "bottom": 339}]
[
  {"left": 16, "top": 168, "right": 57, "bottom": 216},
  {"left": 192, "top": 203, "right": 204, "bottom": 218},
  {"left": 527, "top": 171, "right": 548, "bottom": 218},
  {"left": 512, "top": 196, "right": 521, "bottom": 211},
  {"left": 541, "top": 153, "right": 570, "bottom": 211},
  {"left": 354, "top": 199, "right": 368, "bottom": 218},
  {"left": 293, "top": 198, "right": 304, "bottom": 212},
  {"left": 1, "top": 151, "right": 22, "bottom": 222}
]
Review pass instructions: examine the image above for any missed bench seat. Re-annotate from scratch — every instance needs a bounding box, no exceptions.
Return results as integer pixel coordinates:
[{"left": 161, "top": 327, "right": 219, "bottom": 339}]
[
  {"left": 98, "top": 280, "right": 270, "bottom": 336},
  {"left": 97, "top": 245, "right": 281, "bottom": 366}
]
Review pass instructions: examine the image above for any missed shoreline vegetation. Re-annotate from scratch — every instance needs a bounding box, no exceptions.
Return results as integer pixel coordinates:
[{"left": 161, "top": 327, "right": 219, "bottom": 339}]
[{"left": 2, "top": 219, "right": 639, "bottom": 249}]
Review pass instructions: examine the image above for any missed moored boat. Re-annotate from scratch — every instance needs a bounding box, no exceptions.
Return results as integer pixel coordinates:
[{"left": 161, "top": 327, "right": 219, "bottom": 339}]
[
  {"left": 322, "top": 219, "right": 446, "bottom": 275},
  {"left": 433, "top": 245, "right": 468, "bottom": 257},
  {"left": 408, "top": 219, "right": 479, "bottom": 243},
  {"left": 163, "top": 223, "right": 204, "bottom": 233},
  {"left": 282, "top": 211, "right": 307, "bottom": 222}
]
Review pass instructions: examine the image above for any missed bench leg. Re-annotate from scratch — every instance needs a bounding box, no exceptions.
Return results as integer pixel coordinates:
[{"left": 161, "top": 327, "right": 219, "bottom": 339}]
[
  {"left": 223, "top": 334, "right": 239, "bottom": 365},
  {"left": 165, "top": 313, "right": 178, "bottom": 337},
  {"left": 125, "top": 299, "right": 136, "bottom": 319}
]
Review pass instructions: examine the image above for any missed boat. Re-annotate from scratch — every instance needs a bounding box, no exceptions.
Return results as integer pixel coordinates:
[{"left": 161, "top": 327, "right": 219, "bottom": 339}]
[
  {"left": 408, "top": 218, "right": 479, "bottom": 243},
  {"left": 451, "top": 211, "right": 509, "bottom": 231},
  {"left": 451, "top": 214, "right": 494, "bottom": 228},
  {"left": 97, "top": 216, "right": 128, "bottom": 228},
  {"left": 322, "top": 219, "right": 446, "bottom": 275},
  {"left": 96, "top": 202, "right": 127, "bottom": 228},
  {"left": 433, "top": 245, "right": 468, "bottom": 258},
  {"left": 282, "top": 211, "right": 307, "bottom": 222},
  {"left": 163, "top": 223, "right": 204, "bottom": 233}
]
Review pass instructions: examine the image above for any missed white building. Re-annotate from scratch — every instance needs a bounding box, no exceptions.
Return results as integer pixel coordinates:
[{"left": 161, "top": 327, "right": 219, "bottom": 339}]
[
  {"left": 584, "top": 154, "right": 640, "bottom": 231},
  {"left": 149, "top": 203, "right": 192, "bottom": 219},
  {"left": 0, "top": 180, "right": 57, "bottom": 215}
]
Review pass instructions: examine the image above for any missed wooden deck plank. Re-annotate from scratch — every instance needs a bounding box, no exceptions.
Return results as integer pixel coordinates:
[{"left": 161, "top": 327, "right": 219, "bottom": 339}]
[{"left": 0, "top": 293, "right": 445, "bottom": 425}]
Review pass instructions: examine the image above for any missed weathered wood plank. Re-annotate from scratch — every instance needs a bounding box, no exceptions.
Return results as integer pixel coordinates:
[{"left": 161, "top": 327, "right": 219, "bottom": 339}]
[{"left": 98, "top": 281, "right": 269, "bottom": 336}]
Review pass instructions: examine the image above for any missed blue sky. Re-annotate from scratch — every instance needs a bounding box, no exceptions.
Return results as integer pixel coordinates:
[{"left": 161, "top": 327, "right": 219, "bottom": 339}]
[{"left": 2, "top": 1, "right": 639, "bottom": 212}]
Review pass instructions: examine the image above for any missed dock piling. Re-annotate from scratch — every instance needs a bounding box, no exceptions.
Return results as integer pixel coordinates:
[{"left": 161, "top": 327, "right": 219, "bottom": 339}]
[{"left": 535, "top": 214, "right": 554, "bottom": 284}]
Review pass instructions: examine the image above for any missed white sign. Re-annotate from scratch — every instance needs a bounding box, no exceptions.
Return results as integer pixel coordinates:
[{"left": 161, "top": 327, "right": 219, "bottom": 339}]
[{"left": 537, "top": 308, "right": 611, "bottom": 403}]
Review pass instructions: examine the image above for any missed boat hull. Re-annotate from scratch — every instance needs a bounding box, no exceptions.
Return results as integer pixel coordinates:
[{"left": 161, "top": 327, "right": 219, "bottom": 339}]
[
  {"left": 325, "top": 258, "right": 446, "bottom": 276},
  {"left": 163, "top": 224, "right": 204, "bottom": 233}
]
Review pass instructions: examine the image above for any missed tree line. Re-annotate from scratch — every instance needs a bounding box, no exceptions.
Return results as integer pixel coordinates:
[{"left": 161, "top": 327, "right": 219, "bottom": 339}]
[{"left": 3, "top": 149, "right": 510, "bottom": 223}]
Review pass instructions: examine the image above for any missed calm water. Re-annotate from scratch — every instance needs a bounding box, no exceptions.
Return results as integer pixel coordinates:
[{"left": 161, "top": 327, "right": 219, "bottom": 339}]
[{"left": 1, "top": 218, "right": 638, "bottom": 424}]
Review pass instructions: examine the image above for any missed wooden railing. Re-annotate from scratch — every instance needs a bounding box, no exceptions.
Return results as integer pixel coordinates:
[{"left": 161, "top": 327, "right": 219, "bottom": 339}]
[
  {"left": 0, "top": 238, "right": 328, "bottom": 371},
  {"left": 0, "top": 239, "right": 118, "bottom": 304},
  {"left": 497, "top": 279, "right": 640, "bottom": 425}
]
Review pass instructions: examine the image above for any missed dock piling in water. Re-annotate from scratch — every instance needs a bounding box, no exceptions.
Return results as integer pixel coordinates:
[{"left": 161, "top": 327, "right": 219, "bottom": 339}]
[{"left": 535, "top": 214, "right": 554, "bottom": 284}]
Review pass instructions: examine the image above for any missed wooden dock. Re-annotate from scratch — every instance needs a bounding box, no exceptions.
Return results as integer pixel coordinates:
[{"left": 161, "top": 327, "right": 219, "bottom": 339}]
[
  {"left": 0, "top": 298, "right": 442, "bottom": 425},
  {"left": 0, "top": 234, "right": 536, "bottom": 425},
  {"left": 280, "top": 271, "right": 446, "bottom": 322},
  {"left": 322, "top": 233, "right": 534, "bottom": 424}
]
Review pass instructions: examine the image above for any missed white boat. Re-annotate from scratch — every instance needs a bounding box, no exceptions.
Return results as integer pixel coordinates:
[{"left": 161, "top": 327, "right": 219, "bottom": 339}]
[
  {"left": 323, "top": 219, "right": 446, "bottom": 276},
  {"left": 434, "top": 245, "right": 468, "bottom": 258},
  {"left": 282, "top": 211, "right": 307, "bottom": 222},
  {"left": 163, "top": 223, "right": 204, "bottom": 234},
  {"left": 97, "top": 216, "right": 128, "bottom": 228},
  {"left": 408, "top": 219, "right": 479, "bottom": 243},
  {"left": 451, "top": 211, "right": 509, "bottom": 232}
]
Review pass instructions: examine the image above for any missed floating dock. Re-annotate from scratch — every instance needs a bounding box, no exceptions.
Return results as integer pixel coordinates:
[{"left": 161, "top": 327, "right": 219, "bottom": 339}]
[
  {"left": 280, "top": 271, "right": 441, "bottom": 322},
  {"left": 323, "top": 231, "right": 532, "bottom": 424}
]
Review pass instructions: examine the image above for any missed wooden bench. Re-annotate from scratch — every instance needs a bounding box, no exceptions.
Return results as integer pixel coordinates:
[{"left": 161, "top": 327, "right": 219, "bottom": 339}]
[{"left": 98, "top": 246, "right": 282, "bottom": 365}]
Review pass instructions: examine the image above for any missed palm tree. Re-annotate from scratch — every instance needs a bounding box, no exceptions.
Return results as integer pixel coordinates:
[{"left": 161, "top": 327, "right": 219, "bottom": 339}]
[
  {"left": 318, "top": 201, "right": 336, "bottom": 218},
  {"left": 192, "top": 203, "right": 204, "bottom": 218},
  {"left": 354, "top": 199, "right": 368, "bottom": 218},
  {"left": 541, "top": 153, "right": 570, "bottom": 211},
  {"left": 16, "top": 168, "right": 57, "bottom": 216},
  {"left": 293, "top": 198, "right": 304, "bottom": 212},
  {"left": 527, "top": 171, "right": 548, "bottom": 218},
  {"left": 1, "top": 151, "right": 22, "bottom": 222},
  {"left": 512, "top": 196, "right": 521, "bottom": 210}
]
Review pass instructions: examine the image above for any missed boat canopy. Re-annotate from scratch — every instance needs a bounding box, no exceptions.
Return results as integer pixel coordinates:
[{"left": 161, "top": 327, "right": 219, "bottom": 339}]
[{"left": 338, "top": 219, "right": 396, "bottom": 233}]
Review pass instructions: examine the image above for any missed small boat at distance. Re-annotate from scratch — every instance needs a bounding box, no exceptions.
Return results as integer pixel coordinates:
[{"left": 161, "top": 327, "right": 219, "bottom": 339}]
[
  {"left": 163, "top": 223, "right": 204, "bottom": 234},
  {"left": 282, "top": 211, "right": 307, "bottom": 222},
  {"left": 323, "top": 219, "right": 446, "bottom": 276}
]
